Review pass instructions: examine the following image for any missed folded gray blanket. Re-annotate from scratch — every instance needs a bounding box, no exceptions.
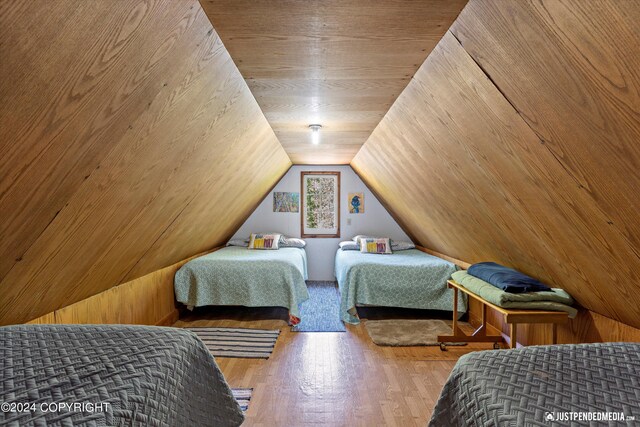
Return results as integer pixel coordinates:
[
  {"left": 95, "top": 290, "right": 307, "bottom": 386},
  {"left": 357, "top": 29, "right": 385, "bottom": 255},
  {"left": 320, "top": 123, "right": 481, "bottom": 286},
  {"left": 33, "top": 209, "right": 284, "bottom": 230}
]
[
  {"left": 452, "top": 270, "right": 577, "bottom": 317},
  {"left": 0, "top": 324, "right": 244, "bottom": 427}
]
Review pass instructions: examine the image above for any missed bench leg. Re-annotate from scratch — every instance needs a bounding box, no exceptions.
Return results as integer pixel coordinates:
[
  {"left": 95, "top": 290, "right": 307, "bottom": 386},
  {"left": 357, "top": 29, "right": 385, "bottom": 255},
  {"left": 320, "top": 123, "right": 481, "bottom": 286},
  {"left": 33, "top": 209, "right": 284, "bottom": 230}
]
[
  {"left": 452, "top": 287, "right": 458, "bottom": 332},
  {"left": 438, "top": 290, "right": 503, "bottom": 346},
  {"left": 510, "top": 323, "right": 517, "bottom": 349},
  {"left": 552, "top": 323, "right": 557, "bottom": 345}
]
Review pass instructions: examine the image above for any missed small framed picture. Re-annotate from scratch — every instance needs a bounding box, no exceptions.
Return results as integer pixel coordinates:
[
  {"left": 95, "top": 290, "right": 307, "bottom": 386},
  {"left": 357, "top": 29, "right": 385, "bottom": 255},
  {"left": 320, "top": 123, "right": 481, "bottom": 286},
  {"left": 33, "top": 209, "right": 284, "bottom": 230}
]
[
  {"left": 273, "top": 192, "right": 299, "bottom": 212},
  {"left": 348, "top": 192, "right": 364, "bottom": 214}
]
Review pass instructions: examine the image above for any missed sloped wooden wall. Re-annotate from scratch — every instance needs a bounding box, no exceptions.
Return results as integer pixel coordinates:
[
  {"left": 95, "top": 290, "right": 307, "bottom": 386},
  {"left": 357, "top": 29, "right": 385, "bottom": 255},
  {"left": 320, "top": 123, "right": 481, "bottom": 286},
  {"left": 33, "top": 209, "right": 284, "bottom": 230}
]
[
  {"left": 352, "top": 0, "right": 640, "bottom": 329},
  {"left": 0, "top": 0, "right": 291, "bottom": 325}
]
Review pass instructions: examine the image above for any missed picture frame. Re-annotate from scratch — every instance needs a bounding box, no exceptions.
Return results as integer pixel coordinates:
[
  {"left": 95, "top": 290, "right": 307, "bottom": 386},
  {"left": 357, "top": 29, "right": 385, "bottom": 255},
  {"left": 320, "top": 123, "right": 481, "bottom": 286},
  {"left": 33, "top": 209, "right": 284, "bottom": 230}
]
[
  {"left": 348, "top": 192, "right": 364, "bottom": 214},
  {"left": 273, "top": 192, "right": 299, "bottom": 213},
  {"left": 301, "top": 171, "right": 340, "bottom": 238}
]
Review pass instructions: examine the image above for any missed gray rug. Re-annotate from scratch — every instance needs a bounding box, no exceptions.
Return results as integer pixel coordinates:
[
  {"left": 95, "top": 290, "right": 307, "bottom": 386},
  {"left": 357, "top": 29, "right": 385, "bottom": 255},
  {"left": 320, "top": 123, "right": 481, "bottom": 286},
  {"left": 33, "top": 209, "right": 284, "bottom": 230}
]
[
  {"left": 364, "top": 319, "right": 468, "bottom": 346},
  {"left": 187, "top": 327, "right": 280, "bottom": 358},
  {"left": 291, "top": 281, "right": 346, "bottom": 332}
]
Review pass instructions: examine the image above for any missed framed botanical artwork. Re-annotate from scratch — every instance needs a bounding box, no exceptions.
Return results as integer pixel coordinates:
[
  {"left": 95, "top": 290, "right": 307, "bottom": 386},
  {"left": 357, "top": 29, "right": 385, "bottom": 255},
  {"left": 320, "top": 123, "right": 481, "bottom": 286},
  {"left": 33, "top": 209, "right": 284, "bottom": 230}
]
[
  {"left": 273, "top": 192, "right": 299, "bottom": 212},
  {"left": 301, "top": 171, "right": 340, "bottom": 238},
  {"left": 348, "top": 192, "right": 364, "bottom": 214}
]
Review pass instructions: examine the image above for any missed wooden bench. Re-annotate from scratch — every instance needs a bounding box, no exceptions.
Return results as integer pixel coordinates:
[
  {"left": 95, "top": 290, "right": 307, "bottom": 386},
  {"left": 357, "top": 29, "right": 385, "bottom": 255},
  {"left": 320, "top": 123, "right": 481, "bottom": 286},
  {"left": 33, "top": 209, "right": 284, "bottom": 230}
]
[{"left": 437, "top": 280, "right": 569, "bottom": 350}]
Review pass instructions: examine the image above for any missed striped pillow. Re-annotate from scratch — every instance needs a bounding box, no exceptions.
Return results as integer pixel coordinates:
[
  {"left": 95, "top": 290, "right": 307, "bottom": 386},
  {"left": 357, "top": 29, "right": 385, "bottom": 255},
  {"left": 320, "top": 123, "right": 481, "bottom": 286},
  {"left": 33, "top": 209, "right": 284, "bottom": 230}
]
[
  {"left": 248, "top": 233, "right": 281, "bottom": 250},
  {"left": 360, "top": 237, "right": 392, "bottom": 254}
]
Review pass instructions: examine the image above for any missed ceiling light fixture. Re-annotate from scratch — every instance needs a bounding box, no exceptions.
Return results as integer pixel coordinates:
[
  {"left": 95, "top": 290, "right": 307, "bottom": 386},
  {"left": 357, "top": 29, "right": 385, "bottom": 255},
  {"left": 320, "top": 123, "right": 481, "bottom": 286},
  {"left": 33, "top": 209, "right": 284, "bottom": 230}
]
[{"left": 309, "top": 124, "right": 322, "bottom": 145}]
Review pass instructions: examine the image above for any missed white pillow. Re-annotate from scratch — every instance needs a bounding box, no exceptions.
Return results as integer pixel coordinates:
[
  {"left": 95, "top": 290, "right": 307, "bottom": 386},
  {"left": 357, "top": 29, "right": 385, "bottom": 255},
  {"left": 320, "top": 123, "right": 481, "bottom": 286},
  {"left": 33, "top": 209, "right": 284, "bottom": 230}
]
[
  {"left": 339, "top": 241, "right": 359, "bottom": 251},
  {"left": 352, "top": 235, "right": 374, "bottom": 245},
  {"left": 226, "top": 238, "right": 249, "bottom": 247},
  {"left": 248, "top": 233, "right": 281, "bottom": 250},
  {"left": 360, "top": 237, "right": 392, "bottom": 254},
  {"left": 390, "top": 240, "right": 415, "bottom": 251},
  {"left": 280, "top": 237, "right": 306, "bottom": 248},
  {"left": 256, "top": 232, "right": 286, "bottom": 244}
]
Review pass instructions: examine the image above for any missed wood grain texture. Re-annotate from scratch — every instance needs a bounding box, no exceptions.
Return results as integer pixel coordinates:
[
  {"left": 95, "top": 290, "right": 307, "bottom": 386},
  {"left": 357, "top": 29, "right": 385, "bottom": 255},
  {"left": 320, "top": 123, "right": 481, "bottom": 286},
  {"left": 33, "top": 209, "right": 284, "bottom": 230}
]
[
  {"left": 175, "top": 306, "right": 489, "bottom": 426},
  {"left": 416, "top": 246, "right": 470, "bottom": 269},
  {"left": 0, "top": 0, "right": 291, "bottom": 326},
  {"left": 25, "top": 248, "right": 218, "bottom": 326},
  {"left": 352, "top": 24, "right": 640, "bottom": 329},
  {"left": 198, "top": 0, "right": 466, "bottom": 164},
  {"left": 26, "top": 312, "right": 56, "bottom": 325},
  {"left": 450, "top": 0, "right": 640, "bottom": 255}
]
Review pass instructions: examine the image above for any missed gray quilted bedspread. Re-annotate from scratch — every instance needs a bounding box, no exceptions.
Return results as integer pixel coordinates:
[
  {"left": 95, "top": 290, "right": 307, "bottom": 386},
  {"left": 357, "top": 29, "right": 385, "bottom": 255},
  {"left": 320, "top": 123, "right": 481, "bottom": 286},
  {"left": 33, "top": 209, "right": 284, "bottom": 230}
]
[
  {"left": 429, "top": 342, "right": 640, "bottom": 426},
  {"left": 0, "top": 325, "right": 244, "bottom": 427}
]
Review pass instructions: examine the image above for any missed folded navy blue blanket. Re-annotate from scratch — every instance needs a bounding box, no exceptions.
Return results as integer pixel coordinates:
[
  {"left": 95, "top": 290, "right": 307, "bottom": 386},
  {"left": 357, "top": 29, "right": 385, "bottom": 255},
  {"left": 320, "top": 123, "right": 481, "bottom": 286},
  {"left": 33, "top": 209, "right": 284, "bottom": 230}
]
[{"left": 467, "top": 262, "right": 552, "bottom": 293}]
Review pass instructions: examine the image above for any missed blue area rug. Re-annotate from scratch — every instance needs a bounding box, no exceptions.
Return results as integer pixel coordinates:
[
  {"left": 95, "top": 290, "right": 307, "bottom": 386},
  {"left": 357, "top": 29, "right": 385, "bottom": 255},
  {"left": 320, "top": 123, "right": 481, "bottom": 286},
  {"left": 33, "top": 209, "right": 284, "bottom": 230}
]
[{"left": 291, "top": 281, "right": 346, "bottom": 332}]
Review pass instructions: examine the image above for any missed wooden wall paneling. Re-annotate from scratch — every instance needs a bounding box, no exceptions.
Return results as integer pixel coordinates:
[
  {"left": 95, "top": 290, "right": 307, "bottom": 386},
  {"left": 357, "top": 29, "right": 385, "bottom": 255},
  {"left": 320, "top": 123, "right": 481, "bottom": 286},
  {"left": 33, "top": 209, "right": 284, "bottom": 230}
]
[
  {"left": 351, "top": 30, "right": 640, "bottom": 329},
  {"left": 0, "top": 1, "right": 291, "bottom": 326},
  {"left": 26, "top": 312, "right": 56, "bottom": 325},
  {"left": 0, "top": 1, "right": 195, "bottom": 281},
  {"left": 123, "top": 115, "right": 291, "bottom": 280},
  {"left": 450, "top": 0, "right": 640, "bottom": 254},
  {"left": 198, "top": 0, "right": 467, "bottom": 164},
  {"left": 55, "top": 287, "right": 121, "bottom": 325},
  {"left": 415, "top": 246, "right": 470, "bottom": 270},
  {"left": 35, "top": 248, "right": 219, "bottom": 326}
]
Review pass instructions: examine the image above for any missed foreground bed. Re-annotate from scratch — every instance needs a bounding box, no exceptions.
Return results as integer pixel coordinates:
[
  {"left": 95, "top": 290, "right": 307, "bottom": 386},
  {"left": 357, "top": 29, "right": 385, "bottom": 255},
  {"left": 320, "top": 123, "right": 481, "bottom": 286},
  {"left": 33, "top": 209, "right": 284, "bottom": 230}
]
[
  {"left": 335, "top": 249, "right": 465, "bottom": 324},
  {"left": 0, "top": 324, "right": 243, "bottom": 427},
  {"left": 430, "top": 342, "right": 640, "bottom": 426},
  {"left": 175, "top": 246, "right": 309, "bottom": 322}
]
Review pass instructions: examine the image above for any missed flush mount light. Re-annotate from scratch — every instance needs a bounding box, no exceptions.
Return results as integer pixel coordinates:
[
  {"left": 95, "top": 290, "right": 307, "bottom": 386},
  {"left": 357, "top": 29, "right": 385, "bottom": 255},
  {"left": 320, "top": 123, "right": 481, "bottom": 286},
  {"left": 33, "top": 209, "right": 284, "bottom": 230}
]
[{"left": 309, "top": 124, "right": 322, "bottom": 145}]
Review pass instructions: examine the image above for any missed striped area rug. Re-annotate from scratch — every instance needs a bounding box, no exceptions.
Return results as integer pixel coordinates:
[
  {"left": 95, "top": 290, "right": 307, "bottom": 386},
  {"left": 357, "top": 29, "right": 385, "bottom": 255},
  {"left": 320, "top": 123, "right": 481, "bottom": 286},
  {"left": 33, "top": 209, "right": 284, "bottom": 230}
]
[
  {"left": 232, "top": 388, "right": 252, "bottom": 412},
  {"left": 187, "top": 327, "right": 280, "bottom": 359}
]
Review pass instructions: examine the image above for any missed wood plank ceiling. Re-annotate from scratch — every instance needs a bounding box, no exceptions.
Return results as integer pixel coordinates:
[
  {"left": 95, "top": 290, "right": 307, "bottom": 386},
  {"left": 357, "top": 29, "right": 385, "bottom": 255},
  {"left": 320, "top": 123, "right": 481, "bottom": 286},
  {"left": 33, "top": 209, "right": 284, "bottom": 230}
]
[
  {"left": 0, "top": 0, "right": 291, "bottom": 325},
  {"left": 352, "top": 0, "right": 640, "bottom": 329},
  {"left": 198, "top": 0, "right": 467, "bottom": 164}
]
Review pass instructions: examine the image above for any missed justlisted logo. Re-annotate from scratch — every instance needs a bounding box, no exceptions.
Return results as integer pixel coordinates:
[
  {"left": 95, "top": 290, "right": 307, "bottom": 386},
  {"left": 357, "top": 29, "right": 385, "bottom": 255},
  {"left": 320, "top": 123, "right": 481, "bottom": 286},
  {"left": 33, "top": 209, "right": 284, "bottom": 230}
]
[{"left": 545, "top": 412, "right": 555, "bottom": 421}]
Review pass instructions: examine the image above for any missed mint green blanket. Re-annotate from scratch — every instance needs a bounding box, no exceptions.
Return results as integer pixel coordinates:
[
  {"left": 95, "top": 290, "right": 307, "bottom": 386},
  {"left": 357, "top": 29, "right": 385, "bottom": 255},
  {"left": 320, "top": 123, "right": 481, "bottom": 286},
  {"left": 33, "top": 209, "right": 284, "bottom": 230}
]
[
  {"left": 175, "top": 247, "right": 309, "bottom": 318},
  {"left": 336, "top": 249, "right": 465, "bottom": 324},
  {"left": 451, "top": 270, "right": 577, "bottom": 318}
]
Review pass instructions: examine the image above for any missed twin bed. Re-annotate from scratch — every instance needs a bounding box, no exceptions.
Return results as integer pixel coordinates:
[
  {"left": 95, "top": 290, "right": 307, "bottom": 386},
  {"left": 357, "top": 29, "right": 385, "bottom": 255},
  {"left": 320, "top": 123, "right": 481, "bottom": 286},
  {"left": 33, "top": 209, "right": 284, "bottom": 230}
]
[
  {"left": 0, "top": 324, "right": 244, "bottom": 427},
  {"left": 429, "top": 342, "right": 640, "bottom": 426},
  {"left": 175, "top": 240, "right": 463, "bottom": 325},
  {"left": 175, "top": 246, "right": 309, "bottom": 323},
  {"left": 335, "top": 248, "right": 465, "bottom": 324}
]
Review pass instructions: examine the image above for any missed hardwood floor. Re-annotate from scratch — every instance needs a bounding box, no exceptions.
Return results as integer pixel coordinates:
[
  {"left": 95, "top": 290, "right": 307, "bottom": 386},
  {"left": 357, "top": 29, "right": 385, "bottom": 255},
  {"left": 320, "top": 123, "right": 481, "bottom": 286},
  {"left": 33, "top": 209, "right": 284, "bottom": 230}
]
[{"left": 175, "top": 306, "right": 489, "bottom": 426}]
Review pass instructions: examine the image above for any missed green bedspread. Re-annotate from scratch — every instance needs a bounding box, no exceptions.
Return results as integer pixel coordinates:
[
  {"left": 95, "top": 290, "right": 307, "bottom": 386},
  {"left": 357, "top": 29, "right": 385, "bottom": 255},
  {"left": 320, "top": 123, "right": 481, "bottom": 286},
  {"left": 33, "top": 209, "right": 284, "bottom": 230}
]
[
  {"left": 174, "top": 247, "right": 309, "bottom": 318},
  {"left": 451, "top": 270, "right": 577, "bottom": 318},
  {"left": 335, "top": 249, "right": 465, "bottom": 324}
]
